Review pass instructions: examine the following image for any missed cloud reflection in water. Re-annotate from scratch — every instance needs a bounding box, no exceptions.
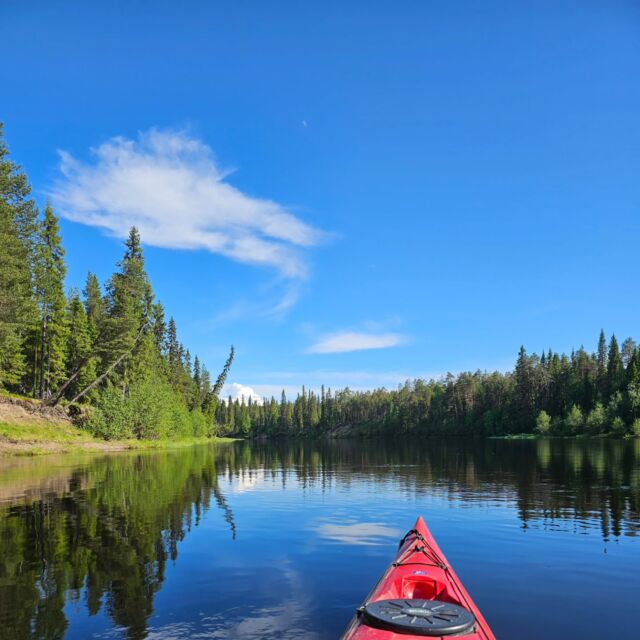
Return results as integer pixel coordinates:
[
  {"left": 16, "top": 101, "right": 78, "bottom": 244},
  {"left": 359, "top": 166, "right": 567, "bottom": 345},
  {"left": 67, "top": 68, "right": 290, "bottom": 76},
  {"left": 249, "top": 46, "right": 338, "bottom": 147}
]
[{"left": 316, "top": 521, "right": 401, "bottom": 546}]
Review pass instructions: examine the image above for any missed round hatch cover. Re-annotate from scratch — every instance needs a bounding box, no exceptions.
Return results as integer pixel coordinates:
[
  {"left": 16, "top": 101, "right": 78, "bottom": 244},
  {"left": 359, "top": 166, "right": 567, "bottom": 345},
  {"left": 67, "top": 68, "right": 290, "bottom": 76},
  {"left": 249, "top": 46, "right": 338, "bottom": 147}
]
[{"left": 361, "top": 599, "right": 475, "bottom": 636}]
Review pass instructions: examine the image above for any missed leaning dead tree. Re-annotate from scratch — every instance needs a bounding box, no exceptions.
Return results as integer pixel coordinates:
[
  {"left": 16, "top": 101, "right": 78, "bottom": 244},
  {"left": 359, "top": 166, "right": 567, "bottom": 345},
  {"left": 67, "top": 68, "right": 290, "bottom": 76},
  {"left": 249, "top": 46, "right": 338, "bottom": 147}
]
[
  {"left": 44, "top": 354, "right": 91, "bottom": 406},
  {"left": 211, "top": 345, "right": 235, "bottom": 397},
  {"left": 48, "top": 330, "right": 233, "bottom": 408},
  {"left": 46, "top": 323, "right": 148, "bottom": 407}
]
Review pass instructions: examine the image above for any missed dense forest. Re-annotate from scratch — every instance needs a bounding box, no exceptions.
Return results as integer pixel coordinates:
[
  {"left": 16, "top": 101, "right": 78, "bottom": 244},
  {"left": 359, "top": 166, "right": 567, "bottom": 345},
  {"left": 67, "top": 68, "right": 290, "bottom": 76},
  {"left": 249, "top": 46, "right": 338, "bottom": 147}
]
[
  {"left": 219, "top": 331, "right": 640, "bottom": 438},
  {"left": 1, "top": 123, "right": 639, "bottom": 440},
  {"left": 0, "top": 124, "right": 233, "bottom": 439}
]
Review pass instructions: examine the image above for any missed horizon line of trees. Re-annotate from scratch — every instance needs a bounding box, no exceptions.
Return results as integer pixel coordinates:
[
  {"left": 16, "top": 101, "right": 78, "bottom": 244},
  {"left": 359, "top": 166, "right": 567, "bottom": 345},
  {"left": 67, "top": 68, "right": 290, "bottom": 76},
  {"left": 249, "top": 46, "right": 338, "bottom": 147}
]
[
  {"left": 217, "top": 330, "right": 640, "bottom": 438},
  {"left": 0, "top": 123, "right": 233, "bottom": 439},
  {"left": 3, "top": 122, "right": 640, "bottom": 441}
]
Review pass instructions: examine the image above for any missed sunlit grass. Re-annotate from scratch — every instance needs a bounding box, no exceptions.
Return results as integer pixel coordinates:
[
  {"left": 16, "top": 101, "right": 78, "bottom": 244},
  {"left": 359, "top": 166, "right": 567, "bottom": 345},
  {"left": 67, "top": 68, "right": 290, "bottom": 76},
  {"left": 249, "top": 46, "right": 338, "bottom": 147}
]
[
  {"left": 0, "top": 420, "right": 238, "bottom": 456},
  {"left": 0, "top": 420, "right": 94, "bottom": 443}
]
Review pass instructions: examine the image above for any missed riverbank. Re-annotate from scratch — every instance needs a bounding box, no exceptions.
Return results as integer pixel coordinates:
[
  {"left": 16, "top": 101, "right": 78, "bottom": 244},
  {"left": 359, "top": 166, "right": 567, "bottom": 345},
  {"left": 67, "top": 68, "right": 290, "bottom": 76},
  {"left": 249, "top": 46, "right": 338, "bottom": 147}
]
[
  {"left": 0, "top": 394, "right": 236, "bottom": 456},
  {"left": 490, "top": 432, "right": 633, "bottom": 440},
  {"left": 0, "top": 421, "right": 236, "bottom": 456}
]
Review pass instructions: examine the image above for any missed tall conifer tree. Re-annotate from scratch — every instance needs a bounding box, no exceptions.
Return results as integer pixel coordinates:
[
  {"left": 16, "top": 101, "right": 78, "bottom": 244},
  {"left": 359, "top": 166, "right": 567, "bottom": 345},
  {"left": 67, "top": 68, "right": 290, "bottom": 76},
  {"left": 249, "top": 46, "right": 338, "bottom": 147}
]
[
  {"left": 607, "top": 335, "right": 624, "bottom": 397},
  {"left": 83, "top": 272, "right": 105, "bottom": 342},
  {"left": 0, "top": 124, "right": 38, "bottom": 389},
  {"left": 33, "top": 204, "right": 68, "bottom": 398},
  {"left": 103, "top": 227, "right": 154, "bottom": 387},
  {"left": 65, "top": 291, "right": 96, "bottom": 399}
]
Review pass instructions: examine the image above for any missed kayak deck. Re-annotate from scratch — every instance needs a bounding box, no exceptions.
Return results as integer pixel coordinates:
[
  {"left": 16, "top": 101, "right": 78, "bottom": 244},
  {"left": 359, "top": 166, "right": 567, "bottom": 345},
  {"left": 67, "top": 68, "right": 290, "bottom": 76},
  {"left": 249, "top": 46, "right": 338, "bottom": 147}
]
[{"left": 341, "top": 517, "right": 495, "bottom": 639}]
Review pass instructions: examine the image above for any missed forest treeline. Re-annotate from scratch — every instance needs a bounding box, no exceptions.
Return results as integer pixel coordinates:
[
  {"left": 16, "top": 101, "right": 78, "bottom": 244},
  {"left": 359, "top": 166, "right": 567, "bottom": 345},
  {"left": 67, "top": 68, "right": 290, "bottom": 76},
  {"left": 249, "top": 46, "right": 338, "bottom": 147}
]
[
  {"left": 2, "top": 123, "right": 639, "bottom": 441},
  {"left": 218, "top": 333, "right": 640, "bottom": 438},
  {"left": 0, "top": 124, "right": 232, "bottom": 439}
]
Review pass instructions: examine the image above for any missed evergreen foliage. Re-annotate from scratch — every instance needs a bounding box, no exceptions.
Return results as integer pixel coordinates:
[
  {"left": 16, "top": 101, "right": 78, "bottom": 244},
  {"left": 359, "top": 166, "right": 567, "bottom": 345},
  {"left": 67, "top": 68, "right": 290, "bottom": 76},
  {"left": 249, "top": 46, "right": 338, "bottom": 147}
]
[
  {"left": 0, "top": 124, "right": 232, "bottom": 440},
  {"left": 212, "top": 329, "right": 640, "bottom": 438},
  {"left": 0, "top": 123, "right": 38, "bottom": 387},
  {"left": 33, "top": 203, "right": 68, "bottom": 398}
]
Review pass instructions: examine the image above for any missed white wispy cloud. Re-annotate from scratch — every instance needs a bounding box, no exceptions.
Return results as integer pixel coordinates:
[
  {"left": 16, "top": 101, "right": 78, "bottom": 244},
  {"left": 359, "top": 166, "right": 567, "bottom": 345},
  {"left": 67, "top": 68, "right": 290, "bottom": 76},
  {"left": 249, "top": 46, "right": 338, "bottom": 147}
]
[
  {"left": 306, "top": 331, "right": 405, "bottom": 354},
  {"left": 210, "top": 280, "right": 303, "bottom": 323},
  {"left": 50, "top": 128, "right": 324, "bottom": 278}
]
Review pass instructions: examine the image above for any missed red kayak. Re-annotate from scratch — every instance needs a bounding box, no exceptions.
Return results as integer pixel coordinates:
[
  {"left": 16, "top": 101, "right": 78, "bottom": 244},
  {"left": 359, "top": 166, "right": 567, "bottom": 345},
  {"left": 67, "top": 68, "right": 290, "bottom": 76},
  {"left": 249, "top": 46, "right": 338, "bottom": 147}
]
[{"left": 341, "top": 517, "right": 495, "bottom": 639}]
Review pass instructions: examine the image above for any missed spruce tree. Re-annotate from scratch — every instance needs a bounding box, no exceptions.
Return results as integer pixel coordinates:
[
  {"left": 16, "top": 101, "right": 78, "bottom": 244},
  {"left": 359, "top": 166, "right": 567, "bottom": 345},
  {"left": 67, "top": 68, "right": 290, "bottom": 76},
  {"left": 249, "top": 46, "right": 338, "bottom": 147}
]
[
  {"left": 65, "top": 291, "right": 96, "bottom": 400},
  {"left": 211, "top": 346, "right": 235, "bottom": 396},
  {"left": 200, "top": 365, "right": 212, "bottom": 415},
  {"left": 192, "top": 355, "right": 202, "bottom": 409},
  {"left": 0, "top": 197, "right": 30, "bottom": 387},
  {"left": 152, "top": 302, "right": 167, "bottom": 354},
  {"left": 0, "top": 124, "right": 38, "bottom": 390},
  {"left": 607, "top": 335, "right": 624, "bottom": 398},
  {"left": 33, "top": 204, "right": 68, "bottom": 398},
  {"left": 83, "top": 272, "right": 105, "bottom": 342},
  {"left": 103, "top": 227, "right": 153, "bottom": 387},
  {"left": 167, "top": 317, "right": 179, "bottom": 374},
  {"left": 280, "top": 390, "right": 288, "bottom": 432},
  {"left": 596, "top": 329, "right": 607, "bottom": 398}
]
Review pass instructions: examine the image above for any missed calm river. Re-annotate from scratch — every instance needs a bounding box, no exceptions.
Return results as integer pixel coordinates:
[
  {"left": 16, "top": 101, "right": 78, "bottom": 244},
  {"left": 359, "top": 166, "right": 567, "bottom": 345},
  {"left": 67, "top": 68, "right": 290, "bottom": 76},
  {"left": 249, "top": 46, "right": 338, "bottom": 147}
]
[{"left": 0, "top": 438, "right": 638, "bottom": 639}]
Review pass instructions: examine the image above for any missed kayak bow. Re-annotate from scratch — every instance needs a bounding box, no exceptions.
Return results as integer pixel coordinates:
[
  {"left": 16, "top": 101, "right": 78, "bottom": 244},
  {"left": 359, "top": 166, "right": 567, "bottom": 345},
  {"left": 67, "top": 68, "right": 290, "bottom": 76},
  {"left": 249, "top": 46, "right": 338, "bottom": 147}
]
[{"left": 341, "top": 517, "right": 495, "bottom": 639}]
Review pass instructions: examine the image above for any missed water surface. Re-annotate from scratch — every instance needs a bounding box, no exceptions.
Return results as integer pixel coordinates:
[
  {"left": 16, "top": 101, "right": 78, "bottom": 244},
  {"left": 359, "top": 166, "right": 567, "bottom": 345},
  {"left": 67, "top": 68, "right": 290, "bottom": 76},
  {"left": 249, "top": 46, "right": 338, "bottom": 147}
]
[{"left": 0, "top": 438, "right": 638, "bottom": 639}]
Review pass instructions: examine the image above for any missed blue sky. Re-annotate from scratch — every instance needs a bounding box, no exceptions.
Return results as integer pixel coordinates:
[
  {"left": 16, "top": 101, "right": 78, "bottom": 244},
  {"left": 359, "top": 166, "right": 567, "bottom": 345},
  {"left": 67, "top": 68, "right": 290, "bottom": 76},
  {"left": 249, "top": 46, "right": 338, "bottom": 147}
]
[{"left": 1, "top": 1, "right": 639, "bottom": 399}]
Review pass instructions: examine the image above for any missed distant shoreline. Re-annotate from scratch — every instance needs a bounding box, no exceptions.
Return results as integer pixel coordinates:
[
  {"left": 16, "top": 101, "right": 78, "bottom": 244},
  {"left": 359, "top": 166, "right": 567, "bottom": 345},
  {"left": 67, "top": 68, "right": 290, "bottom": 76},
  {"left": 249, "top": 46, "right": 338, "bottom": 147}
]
[{"left": 0, "top": 392, "right": 633, "bottom": 458}]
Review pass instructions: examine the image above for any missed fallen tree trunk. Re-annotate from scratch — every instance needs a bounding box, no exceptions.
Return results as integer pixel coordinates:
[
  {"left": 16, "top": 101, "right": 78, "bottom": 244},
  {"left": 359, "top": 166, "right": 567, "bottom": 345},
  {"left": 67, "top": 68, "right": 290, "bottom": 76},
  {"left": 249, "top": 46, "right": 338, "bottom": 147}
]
[
  {"left": 47, "top": 323, "right": 148, "bottom": 407},
  {"left": 44, "top": 356, "right": 90, "bottom": 406}
]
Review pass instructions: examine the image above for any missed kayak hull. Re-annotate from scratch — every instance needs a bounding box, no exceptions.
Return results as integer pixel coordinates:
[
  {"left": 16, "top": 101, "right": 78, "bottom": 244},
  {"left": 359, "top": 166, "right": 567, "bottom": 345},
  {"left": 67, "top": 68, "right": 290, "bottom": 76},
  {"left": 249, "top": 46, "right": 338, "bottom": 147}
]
[{"left": 341, "top": 517, "right": 495, "bottom": 640}]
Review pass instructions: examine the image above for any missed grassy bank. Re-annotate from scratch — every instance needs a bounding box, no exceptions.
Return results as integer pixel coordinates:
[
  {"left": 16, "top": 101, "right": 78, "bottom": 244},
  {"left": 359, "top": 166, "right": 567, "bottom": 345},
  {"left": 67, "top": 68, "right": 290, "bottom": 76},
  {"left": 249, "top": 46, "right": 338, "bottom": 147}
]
[
  {"left": 0, "top": 420, "right": 237, "bottom": 456},
  {"left": 0, "top": 391, "right": 237, "bottom": 456}
]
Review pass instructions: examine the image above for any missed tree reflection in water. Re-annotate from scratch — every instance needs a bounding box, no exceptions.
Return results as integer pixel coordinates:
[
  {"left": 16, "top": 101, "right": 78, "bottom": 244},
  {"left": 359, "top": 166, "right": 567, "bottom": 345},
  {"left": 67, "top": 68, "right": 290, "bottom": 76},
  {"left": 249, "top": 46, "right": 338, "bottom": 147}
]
[
  {"left": 0, "top": 438, "right": 637, "bottom": 639},
  {"left": 0, "top": 446, "right": 236, "bottom": 639}
]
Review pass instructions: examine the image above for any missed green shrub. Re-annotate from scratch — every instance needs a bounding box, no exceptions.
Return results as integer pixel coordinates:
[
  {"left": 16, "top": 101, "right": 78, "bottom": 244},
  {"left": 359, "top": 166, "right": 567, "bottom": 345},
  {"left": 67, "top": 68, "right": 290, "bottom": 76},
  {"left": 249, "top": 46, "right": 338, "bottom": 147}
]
[
  {"left": 535, "top": 410, "right": 551, "bottom": 434},
  {"left": 127, "top": 378, "right": 175, "bottom": 440},
  {"left": 88, "top": 377, "right": 211, "bottom": 441},
  {"left": 611, "top": 416, "right": 626, "bottom": 435},
  {"left": 564, "top": 405, "right": 584, "bottom": 434},
  {"left": 171, "top": 401, "right": 192, "bottom": 438},
  {"left": 632, "top": 418, "right": 640, "bottom": 437},
  {"left": 607, "top": 392, "right": 623, "bottom": 423},
  {"left": 90, "top": 385, "right": 135, "bottom": 440},
  {"left": 189, "top": 409, "right": 208, "bottom": 437},
  {"left": 586, "top": 403, "right": 607, "bottom": 434}
]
